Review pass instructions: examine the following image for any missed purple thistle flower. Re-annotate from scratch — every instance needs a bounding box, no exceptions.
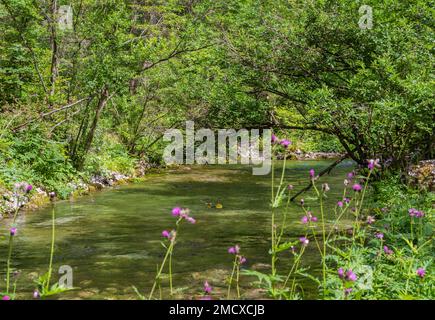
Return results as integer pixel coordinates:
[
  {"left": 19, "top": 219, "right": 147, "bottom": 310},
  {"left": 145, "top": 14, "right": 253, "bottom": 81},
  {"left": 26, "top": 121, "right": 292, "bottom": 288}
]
[
  {"left": 311, "top": 216, "right": 318, "bottom": 222},
  {"left": 345, "top": 269, "right": 357, "bottom": 282},
  {"left": 375, "top": 232, "right": 384, "bottom": 239},
  {"left": 367, "top": 216, "right": 375, "bottom": 225},
  {"left": 2, "top": 295, "right": 11, "bottom": 300},
  {"left": 228, "top": 245, "right": 240, "bottom": 255},
  {"left": 338, "top": 268, "right": 345, "bottom": 279},
  {"left": 162, "top": 230, "right": 171, "bottom": 239},
  {"left": 204, "top": 281, "right": 212, "bottom": 294},
  {"left": 171, "top": 207, "right": 181, "bottom": 217},
  {"left": 239, "top": 256, "right": 247, "bottom": 264},
  {"left": 309, "top": 169, "right": 315, "bottom": 179},
  {"left": 271, "top": 134, "right": 278, "bottom": 144},
  {"left": 352, "top": 184, "right": 362, "bottom": 192},
  {"left": 344, "top": 197, "right": 351, "bottom": 204},
  {"left": 344, "top": 288, "right": 353, "bottom": 296},
  {"left": 299, "top": 237, "right": 309, "bottom": 246},
  {"left": 416, "top": 267, "right": 426, "bottom": 278},
  {"left": 10, "top": 227, "right": 17, "bottom": 236},
  {"left": 347, "top": 172, "right": 354, "bottom": 180},
  {"left": 383, "top": 245, "right": 393, "bottom": 255},
  {"left": 33, "top": 290, "right": 40, "bottom": 299},
  {"left": 280, "top": 139, "right": 291, "bottom": 148},
  {"left": 25, "top": 184, "right": 33, "bottom": 193},
  {"left": 301, "top": 216, "right": 308, "bottom": 224},
  {"left": 368, "top": 159, "right": 380, "bottom": 171},
  {"left": 337, "top": 201, "right": 344, "bottom": 208},
  {"left": 187, "top": 216, "right": 196, "bottom": 224}
]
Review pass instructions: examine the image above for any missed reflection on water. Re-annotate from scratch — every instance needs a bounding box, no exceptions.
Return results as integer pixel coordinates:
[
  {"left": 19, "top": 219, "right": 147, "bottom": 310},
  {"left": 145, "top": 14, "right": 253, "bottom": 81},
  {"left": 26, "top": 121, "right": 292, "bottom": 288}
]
[{"left": 0, "top": 160, "right": 355, "bottom": 299}]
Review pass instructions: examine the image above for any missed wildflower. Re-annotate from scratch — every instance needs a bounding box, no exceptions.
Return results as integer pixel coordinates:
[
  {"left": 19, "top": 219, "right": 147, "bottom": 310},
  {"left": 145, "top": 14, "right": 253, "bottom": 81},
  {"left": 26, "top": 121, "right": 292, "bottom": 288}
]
[
  {"left": 271, "top": 134, "right": 278, "bottom": 144},
  {"left": 375, "top": 232, "right": 384, "bottom": 239},
  {"left": 33, "top": 290, "right": 40, "bottom": 299},
  {"left": 367, "top": 216, "right": 375, "bottom": 224},
  {"left": 301, "top": 216, "right": 308, "bottom": 224},
  {"left": 345, "top": 269, "right": 357, "bottom": 282},
  {"left": 368, "top": 159, "right": 380, "bottom": 171},
  {"left": 299, "top": 237, "right": 309, "bottom": 246},
  {"left": 25, "top": 184, "right": 33, "bottom": 193},
  {"left": 287, "top": 184, "right": 294, "bottom": 190},
  {"left": 49, "top": 192, "right": 56, "bottom": 199},
  {"left": 416, "top": 268, "right": 426, "bottom": 278},
  {"left": 280, "top": 139, "right": 291, "bottom": 148},
  {"left": 409, "top": 208, "right": 424, "bottom": 218},
  {"left": 228, "top": 245, "right": 240, "bottom": 255},
  {"left": 344, "top": 197, "right": 351, "bottom": 204},
  {"left": 344, "top": 288, "right": 353, "bottom": 296},
  {"left": 186, "top": 217, "right": 196, "bottom": 224},
  {"left": 352, "top": 184, "right": 362, "bottom": 192},
  {"left": 309, "top": 169, "right": 315, "bottom": 179},
  {"left": 10, "top": 227, "right": 17, "bottom": 236},
  {"left": 383, "top": 245, "right": 393, "bottom": 255},
  {"left": 162, "top": 230, "right": 171, "bottom": 239},
  {"left": 311, "top": 216, "right": 318, "bottom": 222},
  {"left": 338, "top": 268, "right": 345, "bottom": 279},
  {"left": 300, "top": 198, "right": 305, "bottom": 206},
  {"left": 344, "top": 179, "right": 349, "bottom": 186},
  {"left": 337, "top": 201, "right": 344, "bottom": 208},
  {"left": 171, "top": 207, "right": 181, "bottom": 217},
  {"left": 322, "top": 183, "right": 330, "bottom": 192},
  {"left": 204, "top": 281, "right": 212, "bottom": 294},
  {"left": 347, "top": 172, "right": 354, "bottom": 180},
  {"left": 239, "top": 256, "right": 247, "bottom": 264},
  {"left": 2, "top": 295, "right": 11, "bottom": 300}
]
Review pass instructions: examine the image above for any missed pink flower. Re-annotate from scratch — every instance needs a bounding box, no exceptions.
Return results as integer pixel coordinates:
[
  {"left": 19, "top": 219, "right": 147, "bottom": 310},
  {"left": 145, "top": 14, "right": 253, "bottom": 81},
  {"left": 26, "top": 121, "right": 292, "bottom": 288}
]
[
  {"left": 309, "top": 169, "right": 315, "bottom": 179},
  {"left": 337, "top": 201, "right": 344, "bottom": 208},
  {"left": 33, "top": 290, "right": 40, "bottom": 299},
  {"left": 204, "top": 281, "right": 212, "bottom": 294},
  {"left": 172, "top": 207, "right": 181, "bottom": 217},
  {"left": 299, "top": 237, "right": 309, "bottom": 246},
  {"left": 25, "top": 184, "right": 33, "bottom": 193},
  {"left": 383, "top": 245, "right": 393, "bottom": 255},
  {"left": 345, "top": 269, "right": 357, "bottom": 282},
  {"left": 338, "top": 268, "right": 345, "bottom": 279},
  {"left": 280, "top": 139, "right": 291, "bottom": 148},
  {"left": 311, "top": 216, "right": 318, "bottom": 222},
  {"left": 368, "top": 159, "right": 380, "bottom": 170},
  {"left": 2, "top": 295, "right": 11, "bottom": 300},
  {"left": 187, "top": 217, "right": 196, "bottom": 224},
  {"left": 271, "top": 134, "right": 278, "bottom": 144},
  {"left": 301, "top": 216, "right": 308, "bottom": 224},
  {"left": 239, "top": 256, "right": 247, "bottom": 264},
  {"left": 416, "top": 267, "right": 426, "bottom": 278},
  {"left": 375, "top": 232, "right": 384, "bottom": 239},
  {"left": 344, "top": 288, "right": 353, "bottom": 296},
  {"left": 10, "top": 227, "right": 17, "bottom": 236},
  {"left": 228, "top": 245, "right": 240, "bottom": 255},
  {"left": 352, "top": 184, "right": 362, "bottom": 192},
  {"left": 162, "top": 230, "right": 171, "bottom": 239},
  {"left": 347, "top": 172, "right": 354, "bottom": 180},
  {"left": 366, "top": 216, "right": 375, "bottom": 224}
]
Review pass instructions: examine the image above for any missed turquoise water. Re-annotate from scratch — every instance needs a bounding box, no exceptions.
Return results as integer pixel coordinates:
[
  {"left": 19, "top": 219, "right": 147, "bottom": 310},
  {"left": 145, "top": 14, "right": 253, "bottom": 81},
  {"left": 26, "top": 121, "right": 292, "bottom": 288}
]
[{"left": 0, "top": 160, "right": 355, "bottom": 299}]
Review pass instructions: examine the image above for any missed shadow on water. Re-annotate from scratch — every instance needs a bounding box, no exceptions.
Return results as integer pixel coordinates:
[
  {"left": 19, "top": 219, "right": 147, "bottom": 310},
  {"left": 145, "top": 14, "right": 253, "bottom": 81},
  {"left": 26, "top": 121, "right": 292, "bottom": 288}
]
[{"left": 0, "top": 160, "right": 355, "bottom": 299}]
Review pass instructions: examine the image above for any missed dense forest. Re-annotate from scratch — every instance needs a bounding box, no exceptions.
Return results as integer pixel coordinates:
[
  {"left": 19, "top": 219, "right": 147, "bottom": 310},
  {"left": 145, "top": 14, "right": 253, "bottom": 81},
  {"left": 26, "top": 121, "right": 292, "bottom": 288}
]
[{"left": 0, "top": 0, "right": 433, "bottom": 301}]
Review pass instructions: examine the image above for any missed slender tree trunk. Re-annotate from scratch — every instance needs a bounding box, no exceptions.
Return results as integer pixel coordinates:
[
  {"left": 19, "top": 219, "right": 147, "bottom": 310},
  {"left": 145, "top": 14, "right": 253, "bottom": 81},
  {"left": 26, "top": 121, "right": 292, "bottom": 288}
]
[
  {"left": 75, "top": 87, "right": 110, "bottom": 170},
  {"left": 49, "top": 0, "right": 58, "bottom": 102}
]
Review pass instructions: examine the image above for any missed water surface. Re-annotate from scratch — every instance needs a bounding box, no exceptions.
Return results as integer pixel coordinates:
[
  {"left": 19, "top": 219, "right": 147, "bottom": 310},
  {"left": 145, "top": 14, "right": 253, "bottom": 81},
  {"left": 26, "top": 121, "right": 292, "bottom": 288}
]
[{"left": 0, "top": 160, "right": 355, "bottom": 299}]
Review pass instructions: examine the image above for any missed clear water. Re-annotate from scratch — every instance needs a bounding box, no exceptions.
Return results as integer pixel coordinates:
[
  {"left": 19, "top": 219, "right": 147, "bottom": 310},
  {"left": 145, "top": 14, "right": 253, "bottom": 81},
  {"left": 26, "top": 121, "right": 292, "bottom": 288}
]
[{"left": 0, "top": 160, "right": 355, "bottom": 299}]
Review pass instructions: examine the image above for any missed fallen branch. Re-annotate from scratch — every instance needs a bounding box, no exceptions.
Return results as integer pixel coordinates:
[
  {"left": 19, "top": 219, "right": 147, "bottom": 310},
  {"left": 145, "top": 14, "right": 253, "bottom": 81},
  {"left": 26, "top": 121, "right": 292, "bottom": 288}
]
[
  {"left": 12, "top": 97, "right": 91, "bottom": 132},
  {"left": 290, "top": 154, "right": 349, "bottom": 202}
]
